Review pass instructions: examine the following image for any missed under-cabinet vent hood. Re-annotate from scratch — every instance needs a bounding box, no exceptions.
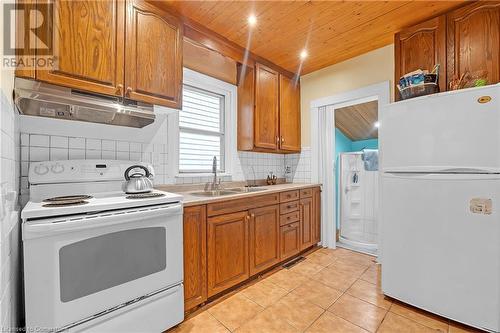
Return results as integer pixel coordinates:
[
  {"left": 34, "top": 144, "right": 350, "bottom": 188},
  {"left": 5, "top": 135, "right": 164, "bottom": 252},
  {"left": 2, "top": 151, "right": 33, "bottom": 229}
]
[{"left": 14, "top": 78, "right": 155, "bottom": 128}]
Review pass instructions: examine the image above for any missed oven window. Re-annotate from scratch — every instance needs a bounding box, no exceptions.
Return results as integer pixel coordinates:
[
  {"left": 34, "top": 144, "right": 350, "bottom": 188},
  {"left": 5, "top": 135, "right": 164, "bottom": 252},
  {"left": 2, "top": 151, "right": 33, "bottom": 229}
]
[{"left": 59, "top": 227, "right": 166, "bottom": 302}]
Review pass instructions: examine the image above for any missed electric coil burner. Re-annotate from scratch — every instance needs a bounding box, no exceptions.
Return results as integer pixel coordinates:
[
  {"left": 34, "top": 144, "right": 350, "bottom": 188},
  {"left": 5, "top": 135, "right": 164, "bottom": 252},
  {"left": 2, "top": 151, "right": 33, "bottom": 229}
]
[
  {"left": 126, "top": 192, "right": 166, "bottom": 200},
  {"left": 42, "top": 195, "right": 93, "bottom": 207}
]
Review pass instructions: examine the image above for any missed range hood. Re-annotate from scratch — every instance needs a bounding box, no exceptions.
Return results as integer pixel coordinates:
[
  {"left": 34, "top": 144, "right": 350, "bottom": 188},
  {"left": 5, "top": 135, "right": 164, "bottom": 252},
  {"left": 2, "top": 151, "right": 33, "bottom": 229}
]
[{"left": 14, "top": 78, "right": 155, "bottom": 128}]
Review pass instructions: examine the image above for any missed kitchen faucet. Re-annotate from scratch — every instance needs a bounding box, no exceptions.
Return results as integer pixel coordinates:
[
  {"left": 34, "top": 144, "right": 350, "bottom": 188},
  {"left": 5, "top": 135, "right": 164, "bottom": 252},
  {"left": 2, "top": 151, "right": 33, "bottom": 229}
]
[{"left": 205, "top": 156, "right": 221, "bottom": 192}]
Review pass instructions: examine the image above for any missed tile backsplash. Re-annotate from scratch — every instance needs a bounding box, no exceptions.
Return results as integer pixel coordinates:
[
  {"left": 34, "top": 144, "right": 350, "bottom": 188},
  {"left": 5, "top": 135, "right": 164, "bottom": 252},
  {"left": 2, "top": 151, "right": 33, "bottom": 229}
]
[
  {"left": 20, "top": 133, "right": 169, "bottom": 204},
  {"left": 19, "top": 130, "right": 312, "bottom": 204}
]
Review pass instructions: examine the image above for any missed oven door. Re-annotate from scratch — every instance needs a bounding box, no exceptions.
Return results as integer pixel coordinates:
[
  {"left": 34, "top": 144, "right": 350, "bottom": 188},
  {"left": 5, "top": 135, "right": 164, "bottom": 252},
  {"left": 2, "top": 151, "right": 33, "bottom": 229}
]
[{"left": 22, "top": 203, "right": 183, "bottom": 330}]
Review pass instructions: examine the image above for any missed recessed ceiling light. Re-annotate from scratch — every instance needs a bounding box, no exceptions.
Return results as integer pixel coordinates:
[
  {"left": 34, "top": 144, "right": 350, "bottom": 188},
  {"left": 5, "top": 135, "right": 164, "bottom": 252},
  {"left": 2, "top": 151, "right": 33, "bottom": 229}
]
[
  {"left": 248, "top": 14, "right": 257, "bottom": 26},
  {"left": 374, "top": 121, "right": 380, "bottom": 128},
  {"left": 300, "top": 49, "right": 308, "bottom": 60}
]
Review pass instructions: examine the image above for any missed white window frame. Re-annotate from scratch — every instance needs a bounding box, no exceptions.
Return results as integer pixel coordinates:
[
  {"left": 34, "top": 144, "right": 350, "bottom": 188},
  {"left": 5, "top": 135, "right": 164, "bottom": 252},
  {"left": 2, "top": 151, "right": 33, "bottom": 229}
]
[{"left": 167, "top": 68, "right": 237, "bottom": 178}]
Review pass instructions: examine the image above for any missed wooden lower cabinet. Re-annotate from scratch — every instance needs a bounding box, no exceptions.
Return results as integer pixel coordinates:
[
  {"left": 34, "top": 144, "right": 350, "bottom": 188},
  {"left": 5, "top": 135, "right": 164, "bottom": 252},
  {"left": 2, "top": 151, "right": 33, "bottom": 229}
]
[
  {"left": 280, "top": 222, "right": 301, "bottom": 260},
  {"left": 312, "top": 187, "right": 321, "bottom": 244},
  {"left": 299, "top": 197, "right": 314, "bottom": 250},
  {"left": 183, "top": 186, "right": 321, "bottom": 310},
  {"left": 183, "top": 205, "right": 207, "bottom": 311},
  {"left": 249, "top": 205, "right": 280, "bottom": 275},
  {"left": 207, "top": 211, "right": 249, "bottom": 297}
]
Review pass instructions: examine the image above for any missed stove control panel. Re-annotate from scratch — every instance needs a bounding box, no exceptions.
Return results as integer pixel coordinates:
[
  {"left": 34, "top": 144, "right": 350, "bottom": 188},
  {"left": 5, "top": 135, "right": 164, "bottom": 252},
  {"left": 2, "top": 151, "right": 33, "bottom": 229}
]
[{"left": 28, "top": 160, "right": 154, "bottom": 185}]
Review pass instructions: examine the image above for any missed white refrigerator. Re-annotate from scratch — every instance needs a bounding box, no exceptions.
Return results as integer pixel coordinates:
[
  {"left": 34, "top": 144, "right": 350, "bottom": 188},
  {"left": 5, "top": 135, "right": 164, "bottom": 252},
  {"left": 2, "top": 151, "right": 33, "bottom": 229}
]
[{"left": 380, "top": 84, "right": 500, "bottom": 332}]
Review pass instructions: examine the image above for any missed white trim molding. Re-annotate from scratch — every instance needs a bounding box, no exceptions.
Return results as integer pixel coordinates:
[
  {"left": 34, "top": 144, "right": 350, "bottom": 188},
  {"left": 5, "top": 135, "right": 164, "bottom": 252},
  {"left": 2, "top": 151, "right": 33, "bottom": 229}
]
[
  {"left": 168, "top": 68, "right": 238, "bottom": 178},
  {"left": 309, "top": 81, "right": 390, "bottom": 255}
]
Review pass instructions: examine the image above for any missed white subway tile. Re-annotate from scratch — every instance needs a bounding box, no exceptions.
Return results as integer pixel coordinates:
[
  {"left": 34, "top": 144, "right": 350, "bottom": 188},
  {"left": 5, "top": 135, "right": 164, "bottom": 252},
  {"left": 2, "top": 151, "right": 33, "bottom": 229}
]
[
  {"left": 21, "top": 147, "right": 29, "bottom": 161},
  {"left": 130, "top": 152, "right": 141, "bottom": 161},
  {"left": 116, "top": 151, "right": 129, "bottom": 160},
  {"left": 116, "top": 141, "right": 129, "bottom": 152},
  {"left": 20, "top": 133, "right": 29, "bottom": 146},
  {"left": 101, "top": 140, "right": 116, "bottom": 151},
  {"left": 102, "top": 150, "right": 116, "bottom": 159},
  {"left": 85, "top": 150, "right": 101, "bottom": 159},
  {"left": 86, "top": 139, "right": 101, "bottom": 151},
  {"left": 29, "top": 147, "right": 49, "bottom": 161},
  {"left": 69, "top": 149, "right": 85, "bottom": 159},
  {"left": 50, "top": 136, "right": 68, "bottom": 148},
  {"left": 50, "top": 148, "right": 68, "bottom": 161},
  {"left": 129, "top": 142, "right": 142, "bottom": 152},
  {"left": 69, "top": 137, "right": 85, "bottom": 149},
  {"left": 29, "top": 134, "right": 49, "bottom": 147}
]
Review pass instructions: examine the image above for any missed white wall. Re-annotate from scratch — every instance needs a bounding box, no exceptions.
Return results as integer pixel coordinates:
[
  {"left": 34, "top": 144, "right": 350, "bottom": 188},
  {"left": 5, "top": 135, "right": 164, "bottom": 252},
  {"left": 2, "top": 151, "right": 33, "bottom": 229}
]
[{"left": 0, "top": 1, "right": 22, "bottom": 328}]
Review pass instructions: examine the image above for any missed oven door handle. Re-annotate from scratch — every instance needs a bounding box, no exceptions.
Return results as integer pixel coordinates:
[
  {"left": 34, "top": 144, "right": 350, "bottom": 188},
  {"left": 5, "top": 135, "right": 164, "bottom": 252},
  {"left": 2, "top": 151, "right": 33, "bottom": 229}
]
[{"left": 23, "top": 203, "right": 182, "bottom": 239}]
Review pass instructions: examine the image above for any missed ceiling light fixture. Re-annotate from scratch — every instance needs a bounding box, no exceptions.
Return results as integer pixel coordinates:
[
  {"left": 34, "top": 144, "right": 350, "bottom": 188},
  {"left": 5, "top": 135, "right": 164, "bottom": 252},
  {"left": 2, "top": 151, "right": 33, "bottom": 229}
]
[
  {"left": 300, "top": 49, "right": 308, "bottom": 60},
  {"left": 248, "top": 14, "right": 257, "bottom": 26}
]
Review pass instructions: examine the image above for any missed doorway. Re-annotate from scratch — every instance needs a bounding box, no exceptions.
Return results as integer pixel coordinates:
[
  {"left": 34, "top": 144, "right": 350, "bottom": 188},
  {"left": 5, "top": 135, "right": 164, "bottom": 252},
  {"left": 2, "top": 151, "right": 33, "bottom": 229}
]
[
  {"left": 335, "top": 100, "right": 379, "bottom": 255},
  {"left": 309, "top": 81, "right": 389, "bottom": 260}
]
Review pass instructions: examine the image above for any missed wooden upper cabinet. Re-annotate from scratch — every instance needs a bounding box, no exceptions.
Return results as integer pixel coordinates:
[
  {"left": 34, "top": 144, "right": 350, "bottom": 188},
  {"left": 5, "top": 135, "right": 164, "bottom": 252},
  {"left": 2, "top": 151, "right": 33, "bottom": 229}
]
[
  {"left": 254, "top": 63, "right": 279, "bottom": 150},
  {"left": 37, "top": 0, "right": 125, "bottom": 96},
  {"left": 248, "top": 205, "right": 280, "bottom": 275},
  {"left": 183, "top": 206, "right": 207, "bottom": 311},
  {"left": 125, "top": 0, "right": 182, "bottom": 108},
  {"left": 279, "top": 75, "right": 301, "bottom": 152},
  {"left": 207, "top": 211, "right": 249, "bottom": 297},
  {"left": 394, "top": 16, "right": 446, "bottom": 99},
  {"left": 447, "top": 2, "right": 500, "bottom": 88}
]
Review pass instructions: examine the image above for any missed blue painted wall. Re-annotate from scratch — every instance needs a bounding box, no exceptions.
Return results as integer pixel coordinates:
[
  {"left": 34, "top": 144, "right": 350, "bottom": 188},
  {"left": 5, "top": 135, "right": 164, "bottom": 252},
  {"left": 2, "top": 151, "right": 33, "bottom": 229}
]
[
  {"left": 352, "top": 138, "right": 379, "bottom": 151},
  {"left": 334, "top": 129, "right": 378, "bottom": 228}
]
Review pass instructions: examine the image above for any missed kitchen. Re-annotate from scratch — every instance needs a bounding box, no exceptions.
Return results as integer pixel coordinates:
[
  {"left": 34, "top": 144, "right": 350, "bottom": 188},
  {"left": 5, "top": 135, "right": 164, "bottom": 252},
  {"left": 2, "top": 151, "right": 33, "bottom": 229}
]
[{"left": 0, "top": 0, "right": 499, "bottom": 332}]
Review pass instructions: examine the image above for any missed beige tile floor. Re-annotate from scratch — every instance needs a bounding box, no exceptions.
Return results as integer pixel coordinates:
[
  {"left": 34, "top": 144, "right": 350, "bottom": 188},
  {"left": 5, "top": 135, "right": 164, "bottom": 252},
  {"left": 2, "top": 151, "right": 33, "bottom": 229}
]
[{"left": 170, "top": 247, "right": 484, "bottom": 333}]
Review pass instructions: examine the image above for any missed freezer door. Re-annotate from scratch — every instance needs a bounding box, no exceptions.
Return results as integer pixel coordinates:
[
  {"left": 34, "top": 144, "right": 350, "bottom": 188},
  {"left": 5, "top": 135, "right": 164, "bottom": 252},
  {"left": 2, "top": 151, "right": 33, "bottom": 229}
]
[
  {"left": 380, "top": 85, "right": 500, "bottom": 173},
  {"left": 381, "top": 173, "right": 500, "bottom": 332}
]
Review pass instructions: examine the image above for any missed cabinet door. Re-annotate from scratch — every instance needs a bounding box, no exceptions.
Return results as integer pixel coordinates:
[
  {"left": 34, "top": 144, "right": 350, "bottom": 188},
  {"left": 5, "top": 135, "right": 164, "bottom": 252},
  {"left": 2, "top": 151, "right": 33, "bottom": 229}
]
[
  {"left": 125, "top": 0, "right": 183, "bottom": 108},
  {"left": 183, "top": 206, "right": 207, "bottom": 311},
  {"left": 279, "top": 75, "right": 301, "bottom": 152},
  {"left": 249, "top": 205, "right": 280, "bottom": 275},
  {"left": 207, "top": 211, "right": 249, "bottom": 297},
  {"left": 312, "top": 187, "right": 321, "bottom": 244},
  {"left": 447, "top": 2, "right": 500, "bottom": 88},
  {"left": 300, "top": 197, "right": 313, "bottom": 250},
  {"left": 37, "top": 0, "right": 125, "bottom": 96},
  {"left": 395, "top": 16, "right": 446, "bottom": 99},
  {"left": 280, "top": 222, "right": 300, "bottom": 260},
  {"left": 254, "top": 63, "right": 279, "bottom": 150}
]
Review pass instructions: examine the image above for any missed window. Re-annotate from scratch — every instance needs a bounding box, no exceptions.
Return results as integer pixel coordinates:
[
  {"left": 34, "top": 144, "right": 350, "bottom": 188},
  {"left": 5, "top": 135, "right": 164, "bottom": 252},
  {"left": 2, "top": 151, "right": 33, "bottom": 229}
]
[{"left": 179, "top": 85, "right": 225, "bottom": 173}]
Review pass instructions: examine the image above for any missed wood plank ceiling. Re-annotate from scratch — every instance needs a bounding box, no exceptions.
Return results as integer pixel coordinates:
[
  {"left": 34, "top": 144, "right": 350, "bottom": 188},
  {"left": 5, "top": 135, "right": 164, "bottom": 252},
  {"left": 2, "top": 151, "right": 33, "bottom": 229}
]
[
  {"left": 335, "top": 100, "right": 378, "bottom": 141},
  {"left": 162, "top": 1, "right": 466, "bottom": 75}
]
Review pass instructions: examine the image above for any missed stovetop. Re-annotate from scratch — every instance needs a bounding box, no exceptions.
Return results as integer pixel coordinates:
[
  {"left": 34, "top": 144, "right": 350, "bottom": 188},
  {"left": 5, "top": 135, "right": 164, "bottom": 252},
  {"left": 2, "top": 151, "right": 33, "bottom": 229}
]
[{"left": 22, "top": 190, "right": 183, "bottom": 220}]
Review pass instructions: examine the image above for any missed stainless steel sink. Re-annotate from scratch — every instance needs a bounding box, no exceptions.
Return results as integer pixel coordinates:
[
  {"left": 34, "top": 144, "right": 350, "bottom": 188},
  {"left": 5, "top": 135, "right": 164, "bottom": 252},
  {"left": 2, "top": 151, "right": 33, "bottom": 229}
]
[
  {"left": 189, "top": 190, "right": 238, "bottom": 197},
  {"left": 226, "top": 187, "right": 267, "bottom": 193}
]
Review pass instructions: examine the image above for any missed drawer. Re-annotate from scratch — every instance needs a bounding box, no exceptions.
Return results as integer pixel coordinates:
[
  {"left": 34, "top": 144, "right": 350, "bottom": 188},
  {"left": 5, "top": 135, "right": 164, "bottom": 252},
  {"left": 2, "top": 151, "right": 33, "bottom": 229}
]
[
  {"left": 280, "top": 190, "right": 299, "bottom": 203},
  {"left": 280, "top": 201, "right": 299, "bottom": 215},
  {"left": 280, "top": 211, "right": 300, "bottom": 226},
  {"left": 207, "top": 193, "right": 279, "bottom": 217},
  {"left": 300, "top": 188, "right": 313, "bottom": 198}
]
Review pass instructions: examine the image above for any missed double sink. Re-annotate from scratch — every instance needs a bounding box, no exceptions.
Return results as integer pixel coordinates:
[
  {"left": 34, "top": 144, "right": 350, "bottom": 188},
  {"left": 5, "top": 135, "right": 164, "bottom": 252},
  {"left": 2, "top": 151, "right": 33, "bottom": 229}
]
[{"left": 190, "top": 186, "right": 267, "bottom": 197}]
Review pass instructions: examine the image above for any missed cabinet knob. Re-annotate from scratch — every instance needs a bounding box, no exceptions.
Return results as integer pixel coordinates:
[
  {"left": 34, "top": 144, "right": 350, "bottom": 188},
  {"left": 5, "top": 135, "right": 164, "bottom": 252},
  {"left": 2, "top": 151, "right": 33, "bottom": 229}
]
[
  {"left": 251, "top": 213, "right": 255, "bottom": 218},
  {"left": 125, "top": 87, "right": 133, "bottom": 97},
  {"left": 281, "top": 136, "right": 285, "bottom": 143},
  {"left": 116, "top": 84, "right": 123, "bottom": 95}
]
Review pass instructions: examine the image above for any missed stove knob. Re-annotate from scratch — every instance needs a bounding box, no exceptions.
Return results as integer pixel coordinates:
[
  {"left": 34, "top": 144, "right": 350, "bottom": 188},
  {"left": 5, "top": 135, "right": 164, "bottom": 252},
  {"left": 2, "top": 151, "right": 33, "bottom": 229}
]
[
  {"left": 51, "top": 163, "right": 65, "bottom": 174},
  {"left": 34, "top": 164, "right": 49, "bottom": 175}
]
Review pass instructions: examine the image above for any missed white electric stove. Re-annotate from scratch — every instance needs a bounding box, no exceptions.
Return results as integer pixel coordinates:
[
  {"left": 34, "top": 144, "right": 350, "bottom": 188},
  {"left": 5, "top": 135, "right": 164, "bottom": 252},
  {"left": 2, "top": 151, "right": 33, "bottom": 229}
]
[{"left": 21, "top": 160, "right": 184, "bottom": 332}]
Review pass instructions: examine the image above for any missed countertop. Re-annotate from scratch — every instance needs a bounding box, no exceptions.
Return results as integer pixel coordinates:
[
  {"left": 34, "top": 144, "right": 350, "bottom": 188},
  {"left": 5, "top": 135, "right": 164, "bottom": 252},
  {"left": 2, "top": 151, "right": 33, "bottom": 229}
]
[{"left": 155, "top": 183, "right": 321, "bottom": 207}]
